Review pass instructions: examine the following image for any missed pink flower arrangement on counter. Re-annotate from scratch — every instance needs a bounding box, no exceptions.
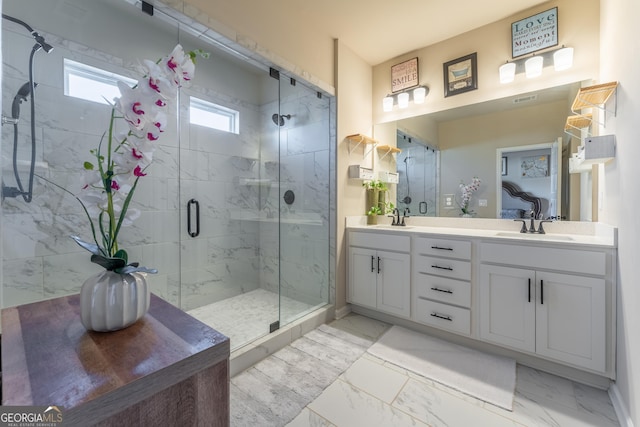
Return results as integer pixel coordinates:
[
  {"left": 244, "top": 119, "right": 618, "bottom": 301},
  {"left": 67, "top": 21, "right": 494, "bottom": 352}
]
[
  {"left": 459, "top": 176, "right": 481, "bottom": 215},
  {"left": 67, "top": 44, "right": 205, "bottom": 273}
]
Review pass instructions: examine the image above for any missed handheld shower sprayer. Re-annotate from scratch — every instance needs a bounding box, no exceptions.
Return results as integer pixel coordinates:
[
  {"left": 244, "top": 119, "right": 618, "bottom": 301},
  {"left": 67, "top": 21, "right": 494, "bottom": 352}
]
[
  {"left": 1, "top": 14, "right": 53, "bottom": 203},
  {"left": 11, "top": 82, "right": 36, "bottom": 119}
]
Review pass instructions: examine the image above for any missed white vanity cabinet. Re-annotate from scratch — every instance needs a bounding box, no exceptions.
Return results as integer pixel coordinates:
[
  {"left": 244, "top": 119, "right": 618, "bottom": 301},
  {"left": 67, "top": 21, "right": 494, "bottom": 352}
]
[
  {"left": 479, "top": 242, "right": 612, "bottom": 373},
  {"left": 412, "top": 236, "right": 472, "bottom": 335},
  {"left": 348, "top": 231, "right": 411, "bottom": 318}
]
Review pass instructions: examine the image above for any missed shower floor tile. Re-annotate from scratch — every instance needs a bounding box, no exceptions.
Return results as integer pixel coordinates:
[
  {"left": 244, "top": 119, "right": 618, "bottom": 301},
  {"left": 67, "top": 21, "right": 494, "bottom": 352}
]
[{"left": 187, "top": 288, "right": 317, "bottom": 350}]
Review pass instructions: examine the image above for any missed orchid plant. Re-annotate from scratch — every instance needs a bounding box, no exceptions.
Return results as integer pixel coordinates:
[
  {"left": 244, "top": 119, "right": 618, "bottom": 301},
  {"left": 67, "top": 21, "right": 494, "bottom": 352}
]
[
  {"left": 459, "top": 176, "right": 481, "bottom": 215},
  {"left": 68, "top": 44, "right": 203, "bottom": 274}
]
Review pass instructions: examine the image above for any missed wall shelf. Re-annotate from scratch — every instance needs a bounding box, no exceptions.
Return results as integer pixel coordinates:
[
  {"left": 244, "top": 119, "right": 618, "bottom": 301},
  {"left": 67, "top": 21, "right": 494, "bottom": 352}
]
[
  {"left": 376, "top": 145, "right": 401, "bottom": 161},
  {"left": 346, "top": 133, "right": 377, "bottom": 156},
  {"left": 571, "top": 81, "right": 618, "bottom": 112},
  {"left": 565, "top": 81, "right": 618, "bottom": 139},
  {"left": 564, "top": 113, "right": 593, "bottom": 139}
]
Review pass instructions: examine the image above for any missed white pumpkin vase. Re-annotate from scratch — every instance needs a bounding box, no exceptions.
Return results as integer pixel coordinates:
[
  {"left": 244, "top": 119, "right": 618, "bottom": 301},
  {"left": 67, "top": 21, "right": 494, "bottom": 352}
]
[{"left": 80, "top": 270, "right": 150, "bottom": 332}]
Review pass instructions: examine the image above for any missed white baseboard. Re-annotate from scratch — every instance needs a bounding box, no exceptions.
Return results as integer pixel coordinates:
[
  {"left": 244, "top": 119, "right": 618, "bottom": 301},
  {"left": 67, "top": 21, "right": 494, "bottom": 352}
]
[
  {"left": 609, "top": 382, "right": 635, "bottom": 427},
  {"left": 334, "top": 304, "right": 352, "bottom": 319}
]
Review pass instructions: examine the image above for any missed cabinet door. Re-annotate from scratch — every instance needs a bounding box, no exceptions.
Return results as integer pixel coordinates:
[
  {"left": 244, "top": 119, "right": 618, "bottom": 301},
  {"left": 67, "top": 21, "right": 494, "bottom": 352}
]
[
  {"left": 377, "top": 250, "right": 411, "bottom": 318},
  {"left": 535, "top": 272, "right": 606, "bottom": 372},
  {"left": 479, "top": 265, "right": 536, "bottom": 352},
  {"left": 348, "top": 247, "right": 377, "bottom": 309}
]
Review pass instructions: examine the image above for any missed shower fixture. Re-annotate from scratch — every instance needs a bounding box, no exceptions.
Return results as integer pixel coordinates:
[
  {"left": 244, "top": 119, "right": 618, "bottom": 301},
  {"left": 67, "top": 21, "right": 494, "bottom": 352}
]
[
  {"left": 271, "top": 113, "right": 291, "bottom": 126},
  {"left": 1, "top": 14, "right": 54, "bottom": 203}
]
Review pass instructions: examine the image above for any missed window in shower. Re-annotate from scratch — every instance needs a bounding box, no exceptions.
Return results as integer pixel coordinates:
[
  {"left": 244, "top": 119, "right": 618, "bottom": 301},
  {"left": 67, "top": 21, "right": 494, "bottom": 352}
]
[
  {"left": 189, "top": 96, "right": 239, "bottom": 134},
  {"left": 63, "top": 58, "right": 136, "bottom": 104}
]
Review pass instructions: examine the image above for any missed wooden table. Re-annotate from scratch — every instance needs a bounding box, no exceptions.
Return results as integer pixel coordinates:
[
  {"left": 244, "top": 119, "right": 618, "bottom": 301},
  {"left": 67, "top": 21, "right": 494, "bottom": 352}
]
[{"left": 2, "top": 293, "right": 230, "bottom": 426}]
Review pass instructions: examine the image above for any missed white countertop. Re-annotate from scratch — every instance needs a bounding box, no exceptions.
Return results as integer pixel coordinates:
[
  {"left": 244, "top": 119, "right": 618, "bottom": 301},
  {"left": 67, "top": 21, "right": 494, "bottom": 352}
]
[{"left": 346, "top": 216, "right": 617, "bottom": 248}]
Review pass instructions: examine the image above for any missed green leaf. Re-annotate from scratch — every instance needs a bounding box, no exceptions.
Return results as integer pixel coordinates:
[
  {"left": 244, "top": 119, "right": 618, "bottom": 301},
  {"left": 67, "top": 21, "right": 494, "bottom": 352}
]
[
  {"left": 84, "top": 162, "right": 94, "bottom": 170},
  {"left": 90, "top": 254, "right": 127, "bottom": 271},
  {"left": 113, "top": 249, "right": 128, "bottom": 264}
]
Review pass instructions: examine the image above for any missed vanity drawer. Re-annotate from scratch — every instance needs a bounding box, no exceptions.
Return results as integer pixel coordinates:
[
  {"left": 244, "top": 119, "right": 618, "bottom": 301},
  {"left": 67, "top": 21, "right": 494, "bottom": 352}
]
[
  {"left": 414, "top": 237, "right": 471, "bottom": 260},
  {"left": 414, "top": 299, "right": 470, "bottom": 335},
  {"left": 480, "top": 242, "right": 606, "bottom": 276},
  {"left": 414, "top": 274, "right": 471, "bottom": 308},
  {"left": 349, "top": 231, "right": 410, "bottom": 253},
  {"left": 414, "top": 255, "right": 471, "bottom": 281}
]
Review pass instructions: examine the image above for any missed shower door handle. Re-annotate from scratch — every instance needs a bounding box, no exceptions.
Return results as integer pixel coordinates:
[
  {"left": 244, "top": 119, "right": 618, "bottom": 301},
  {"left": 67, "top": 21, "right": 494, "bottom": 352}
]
[{"left": 187, "top": 198, "right": 200, "bottom": 237}]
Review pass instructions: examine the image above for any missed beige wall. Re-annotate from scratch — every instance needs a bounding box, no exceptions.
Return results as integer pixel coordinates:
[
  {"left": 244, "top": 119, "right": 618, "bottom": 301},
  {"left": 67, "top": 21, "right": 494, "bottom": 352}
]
[
  {"left": 372, "top": 0, "right": 600, "bottom": 124},
  {"left": 335, "top": 41, "right": 372, "bottom": 312}
]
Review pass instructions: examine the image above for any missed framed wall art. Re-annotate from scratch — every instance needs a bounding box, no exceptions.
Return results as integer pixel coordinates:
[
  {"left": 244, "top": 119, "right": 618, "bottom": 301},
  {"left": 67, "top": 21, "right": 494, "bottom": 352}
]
[
  {"left": 443, "top": 53, "right": 477, "bottom": 97},
  {"left": 391, "top": 57, "right": 419, "bottom": 93},
  {"left": 512, "top": 7, "right": 558, "bottom": 58}
]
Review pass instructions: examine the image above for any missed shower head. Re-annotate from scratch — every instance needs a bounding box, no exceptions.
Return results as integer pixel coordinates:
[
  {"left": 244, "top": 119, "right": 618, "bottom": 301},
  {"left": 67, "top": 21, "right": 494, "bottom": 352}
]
[
  {"left": 32, "top": 31, "right": 54, "bottom": 53},
  {"left": 2, "top": 15, "right": 54, "bottom": 53},
  {"left": 271, "top": 113, "right": 292, "bottom": 126},
  {"left": 11, "top": 82, "right": 36, "bottom": 119}
]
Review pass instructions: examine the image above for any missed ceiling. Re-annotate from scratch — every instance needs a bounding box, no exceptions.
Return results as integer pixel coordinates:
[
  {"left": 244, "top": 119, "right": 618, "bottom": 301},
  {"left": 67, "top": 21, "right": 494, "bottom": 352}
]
[{"left": 295, "top": 0, "right": 550, "bottom": 65}]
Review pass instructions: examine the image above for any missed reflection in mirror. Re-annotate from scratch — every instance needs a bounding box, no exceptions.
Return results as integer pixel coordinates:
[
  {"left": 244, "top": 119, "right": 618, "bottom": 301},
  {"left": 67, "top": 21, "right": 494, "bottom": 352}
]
[
  {"left": 396, "top": 130, "right": 439, "bottom": 216},
  {"left": 497, "top": 142, "right": 561, "bottom": 220},
  {"left": 378, "top": 81, "right": 594, "bottom": 221}
]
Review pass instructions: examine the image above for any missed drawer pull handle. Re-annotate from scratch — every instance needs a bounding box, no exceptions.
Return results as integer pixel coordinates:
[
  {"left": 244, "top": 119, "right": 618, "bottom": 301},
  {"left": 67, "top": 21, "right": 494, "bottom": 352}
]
[
  {"left": 430, "top": 312, "right": 452, "bottom": 321},
  {"left": 431, "top": 265, "right": 453, "bottom": 271},
  {"left": 371, "top": 256, "right": 375, "bottom": 272},
  {"left": 528, "top": 278, "right": 531, "bottom": 303},
  {"left": 431, "top": 246, "right": 453, "bottom": 251},
  {"left": 431, "top": 287, "right": 453, "bottom": 294},
  {"left": 540, "top": 279, "right": 544, "bottom": 305}
]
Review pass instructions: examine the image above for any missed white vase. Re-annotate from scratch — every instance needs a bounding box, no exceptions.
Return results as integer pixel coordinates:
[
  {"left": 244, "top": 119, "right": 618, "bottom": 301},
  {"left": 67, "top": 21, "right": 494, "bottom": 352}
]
[{"left": 80, "top": 270, "right": 150, "bottom": 332}]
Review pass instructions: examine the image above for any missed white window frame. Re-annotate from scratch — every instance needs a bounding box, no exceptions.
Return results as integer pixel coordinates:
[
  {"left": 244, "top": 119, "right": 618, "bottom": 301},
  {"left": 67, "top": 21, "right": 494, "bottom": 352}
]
[
  {"left": 63, "top": 58, "right": 136, "bottom": 105},
  {"left": 189, "top": 96, "right": 239, "bottom": 134}
]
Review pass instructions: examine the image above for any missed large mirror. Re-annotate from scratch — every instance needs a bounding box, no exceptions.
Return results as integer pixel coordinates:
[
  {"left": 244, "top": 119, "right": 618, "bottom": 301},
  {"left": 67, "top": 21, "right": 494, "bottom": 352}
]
[{"left": 375, "top": 81, "right": 594, "bottom": 221}]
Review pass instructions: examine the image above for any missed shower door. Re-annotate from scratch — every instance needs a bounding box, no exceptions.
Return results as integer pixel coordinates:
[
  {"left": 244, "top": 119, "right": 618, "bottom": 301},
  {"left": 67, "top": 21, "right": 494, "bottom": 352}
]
[{"left": 269, "top": 72, "right": 331, "bottom": 330}]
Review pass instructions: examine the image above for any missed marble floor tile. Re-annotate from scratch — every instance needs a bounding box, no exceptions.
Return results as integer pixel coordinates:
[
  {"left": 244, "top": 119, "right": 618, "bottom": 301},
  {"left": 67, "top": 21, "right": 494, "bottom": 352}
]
[
  {"left": 231, "top": 313, "right": 620, "bottom": 427},
  {"left": 515, "top": 365, "right": 578, "bottom": 410},
  {"left": 308, "top": 378, "right": 429, "bottom": 427},
  {"left": 272, "top": 346, "right": 343, "bottom": 387},
  {"left": 339, "top": 357, "right": 408, "bottom": 404},
  {"left": 393, "top": 378, "right": 521, "bottom": 427},
  {"left": 286, "top": 409, "right": 335, "bottom": 427}
]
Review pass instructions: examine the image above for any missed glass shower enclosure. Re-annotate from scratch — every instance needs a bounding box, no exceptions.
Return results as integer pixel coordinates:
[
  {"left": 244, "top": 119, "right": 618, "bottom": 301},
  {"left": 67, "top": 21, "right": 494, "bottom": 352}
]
[{"left": 1, "top": 0, "right": 331, "bottom": 350}]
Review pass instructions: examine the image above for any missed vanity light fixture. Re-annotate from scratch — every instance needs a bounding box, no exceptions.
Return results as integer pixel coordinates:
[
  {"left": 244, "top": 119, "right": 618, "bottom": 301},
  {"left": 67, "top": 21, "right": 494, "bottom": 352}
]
[
  {"left": 499, "top": 62, "right": 516, "bottom": 84},
  {"left": 499, "top": 45, "right": 574, "bottom": 84},
  {"left": 381, "top": 85, "right": 430, "bottom": 112},
  {"left": 553, "top": 46, "right": 574, "bottom": 71},
  {"left": 397, "top": 92, "right": 410, "bottom": 109}
]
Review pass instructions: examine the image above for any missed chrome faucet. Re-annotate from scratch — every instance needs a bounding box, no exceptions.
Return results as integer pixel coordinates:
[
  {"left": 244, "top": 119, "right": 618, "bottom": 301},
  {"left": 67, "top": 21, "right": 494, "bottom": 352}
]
[{"left": 515, "top": 211, "right": 553, "bottom": 234}]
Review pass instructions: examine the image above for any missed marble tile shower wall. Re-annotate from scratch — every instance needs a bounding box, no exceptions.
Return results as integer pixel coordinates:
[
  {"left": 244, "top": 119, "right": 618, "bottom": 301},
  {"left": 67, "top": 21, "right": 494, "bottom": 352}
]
[
  {"left": 397, "top": 144, "right": 439, "bottom": 217},
  {"left": 257, "top": 89, "right": 331, "bottom": 306},
  {"left": 0, "top": 26, "right": 270, "bottom": 310}
]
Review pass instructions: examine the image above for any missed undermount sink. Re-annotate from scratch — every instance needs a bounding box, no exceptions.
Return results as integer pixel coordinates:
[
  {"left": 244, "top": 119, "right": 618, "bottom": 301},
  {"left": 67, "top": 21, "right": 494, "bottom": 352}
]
[
  {"left": 495, "top": 231, "right": 574, "bottom": 241},
  {"left": 375, "top": 225, "right": 415, "bottom": 230}
]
